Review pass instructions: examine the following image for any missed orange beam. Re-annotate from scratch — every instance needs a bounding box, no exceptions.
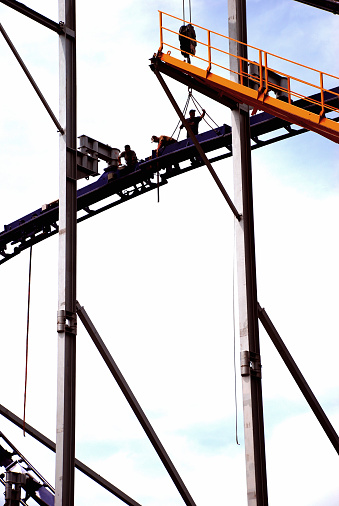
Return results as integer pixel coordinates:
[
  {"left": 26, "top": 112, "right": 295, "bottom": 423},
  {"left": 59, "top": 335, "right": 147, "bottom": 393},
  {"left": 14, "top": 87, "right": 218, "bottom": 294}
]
[{"left": 159, "top": 53, "right": 339, "bottom": 144}]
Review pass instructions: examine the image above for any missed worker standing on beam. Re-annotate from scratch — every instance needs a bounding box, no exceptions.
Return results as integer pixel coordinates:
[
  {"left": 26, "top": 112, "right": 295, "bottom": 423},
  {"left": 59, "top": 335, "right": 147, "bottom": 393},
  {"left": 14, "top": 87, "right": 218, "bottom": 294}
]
[{"left": 180, "top": 109, "right": 205, "bottom": 137}]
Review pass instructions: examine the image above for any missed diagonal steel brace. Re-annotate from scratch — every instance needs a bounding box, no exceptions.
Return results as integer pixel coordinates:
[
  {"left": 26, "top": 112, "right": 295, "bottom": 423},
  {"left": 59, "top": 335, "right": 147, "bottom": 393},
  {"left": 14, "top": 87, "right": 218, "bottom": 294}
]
[
  {"left": 76, "top": 301, "right": 197, "bottom": 506},
  {"left": 153, "top": 67, "right": 241, "bottom": 221},
  {"left": 258, "top": 303, "right": 339, "bottom": 455}
]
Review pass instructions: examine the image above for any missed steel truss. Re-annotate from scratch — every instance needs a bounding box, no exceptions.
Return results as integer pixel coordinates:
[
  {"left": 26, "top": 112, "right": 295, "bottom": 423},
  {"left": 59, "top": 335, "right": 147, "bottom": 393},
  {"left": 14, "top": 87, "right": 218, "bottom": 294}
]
[
  {"left": 1, "top": 83, "right": 338, "bottom": 265},
  {"left": 151, "top": 1, "right": 339, "bottom": 505},
  {"left": 0, "top": 1, "right": 338, "bottom": 506}
]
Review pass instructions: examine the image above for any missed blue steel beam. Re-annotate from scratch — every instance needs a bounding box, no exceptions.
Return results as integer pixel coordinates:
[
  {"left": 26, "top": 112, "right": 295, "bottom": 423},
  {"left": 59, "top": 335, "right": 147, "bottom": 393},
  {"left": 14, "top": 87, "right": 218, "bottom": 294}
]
[{"left": 1, "top": 86, "right": 338, "bottom": 265}]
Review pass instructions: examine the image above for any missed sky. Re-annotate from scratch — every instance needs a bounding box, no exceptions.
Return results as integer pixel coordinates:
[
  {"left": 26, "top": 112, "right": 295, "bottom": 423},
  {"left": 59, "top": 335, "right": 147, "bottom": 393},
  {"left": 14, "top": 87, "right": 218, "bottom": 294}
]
[{"left": 0, "top": 0, "right": 338, "bottom": 505}]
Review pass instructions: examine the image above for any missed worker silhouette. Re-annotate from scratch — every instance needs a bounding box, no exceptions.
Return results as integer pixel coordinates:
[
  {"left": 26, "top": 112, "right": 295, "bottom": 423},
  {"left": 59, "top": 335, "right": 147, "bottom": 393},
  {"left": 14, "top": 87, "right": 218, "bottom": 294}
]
[
  {"left": 151, "top": 135, "right": 177, "bottom": 156},
  {"left": 118, "top": 145, "right": 137, "bottom": 170},
  {"left": 180, "top": 109, "right": 206, "bottom": 138},
  {"left": 179, "top": 23, "right": 197, "bottom": 64}
]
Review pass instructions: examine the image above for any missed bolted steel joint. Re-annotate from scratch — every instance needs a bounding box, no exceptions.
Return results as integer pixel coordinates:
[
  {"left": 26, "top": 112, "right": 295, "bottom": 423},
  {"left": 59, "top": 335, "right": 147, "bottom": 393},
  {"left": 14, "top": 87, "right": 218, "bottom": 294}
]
[
  {"left": 57, "top": 310, "right": 77, "bottom": 335},
  {"left": 240, "top": 350, "right": 262, "bottom": 378},
  {"left": 240, "top": 350, "right": 250, "bottom": 376}
]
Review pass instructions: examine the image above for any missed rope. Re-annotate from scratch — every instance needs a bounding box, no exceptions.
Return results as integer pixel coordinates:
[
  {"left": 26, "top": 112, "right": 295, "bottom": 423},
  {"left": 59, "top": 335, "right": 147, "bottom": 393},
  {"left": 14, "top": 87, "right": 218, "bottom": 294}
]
[
  {"left": 232, "top": 220, "right": 240, "bottom": 446},
  {"left": 169, "top": 87, "right": 193, "bottom": 141},
  {"left": 23, "top": 245, "right": 33, "bottom": 436},
  {"left": 170, "top": 93, "right": 191, "bottom": 140},
  {"left": 157, "top": 171, "right": 160, "bottom": 203},
  {"left": 182, "top": 0, "right": 192, "bottom": 24},
  {"left": 170, "top": 88, "right": 222, "bottom": 143},
  {"left": 189, "top": 93, "right": 221, "bottom": 134}
]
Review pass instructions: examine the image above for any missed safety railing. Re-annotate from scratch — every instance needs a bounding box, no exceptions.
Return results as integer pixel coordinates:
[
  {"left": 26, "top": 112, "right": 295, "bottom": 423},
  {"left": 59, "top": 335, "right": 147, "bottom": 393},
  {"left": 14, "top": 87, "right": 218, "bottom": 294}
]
[{"left": 158, "top": 11, "right": 339, "bottom": 117}]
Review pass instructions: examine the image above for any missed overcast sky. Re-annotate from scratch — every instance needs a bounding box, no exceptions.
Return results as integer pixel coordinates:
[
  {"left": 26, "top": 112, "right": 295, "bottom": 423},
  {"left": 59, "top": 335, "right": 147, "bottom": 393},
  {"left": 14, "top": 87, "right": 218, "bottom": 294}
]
[{"left": 0, "top": 1, "right": 338, "bottom": 505}]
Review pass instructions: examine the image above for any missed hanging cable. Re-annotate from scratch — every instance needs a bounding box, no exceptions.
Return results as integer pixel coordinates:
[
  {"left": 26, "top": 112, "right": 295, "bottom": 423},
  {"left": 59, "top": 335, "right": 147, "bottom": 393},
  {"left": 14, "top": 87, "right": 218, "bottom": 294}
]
[
  {"left": 190, "top": 93, "right": 221, "bottom": 134},
  {"left": 232, "top": 220, "right": 240, "bottom": 445},
  {"left": 191, "top": 94, "right": 219, "bottom": 128},
  {"left": 157, "top": 170, "right": 160, "bottom": 203},
  {"left": 183, "top": 0, "right": 192, "bottom": 23},
  {"left": 170, "top": 91, "right": 191, "bottom": 140},
  {"left": 171, "top": 88, "right": 221, "bottom": 142},
  {"left": 23, "top": 245, "right": 33, "bottom": 437}
]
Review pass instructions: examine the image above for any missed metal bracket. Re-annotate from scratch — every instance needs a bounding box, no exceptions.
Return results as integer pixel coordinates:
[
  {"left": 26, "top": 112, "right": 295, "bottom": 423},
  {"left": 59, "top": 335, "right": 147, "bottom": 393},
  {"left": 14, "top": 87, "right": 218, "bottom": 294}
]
[
  {"left": 57, "top": 310, "right": 77, "bottom": 335},
  {"left": 65, "top": 27, "right": 76, "bottom": 39},
  {"left": 238, "top": 102, "right": 250, "bottom": 113},
  {"left": 240, "top": 350, "right": 262, "bottom": 378},
  {"left": 58, "top": 22, "right": 75, "bottom": 39}
]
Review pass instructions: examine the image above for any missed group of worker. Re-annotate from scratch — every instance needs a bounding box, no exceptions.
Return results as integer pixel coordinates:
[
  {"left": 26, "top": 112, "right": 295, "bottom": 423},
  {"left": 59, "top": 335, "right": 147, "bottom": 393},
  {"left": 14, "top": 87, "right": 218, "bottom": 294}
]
[
  {"left": 118, "top": 22, "right": 201, "bottom": 170},
  {"left": 118, "top": 108, "right": 206, "bottom": 170}
]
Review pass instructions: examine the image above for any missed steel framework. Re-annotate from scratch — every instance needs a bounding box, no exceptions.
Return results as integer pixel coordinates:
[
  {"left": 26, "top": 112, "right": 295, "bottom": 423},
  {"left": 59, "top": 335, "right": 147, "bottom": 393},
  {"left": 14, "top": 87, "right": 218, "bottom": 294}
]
[{"left": 0, "top": 1, "right": 338, "bottom": 506}]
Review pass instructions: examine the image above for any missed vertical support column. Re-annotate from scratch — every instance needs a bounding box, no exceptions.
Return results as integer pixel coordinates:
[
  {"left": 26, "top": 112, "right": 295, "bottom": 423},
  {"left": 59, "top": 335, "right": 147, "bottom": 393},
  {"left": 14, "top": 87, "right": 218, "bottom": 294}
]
[
  {"left": 55, "top": 1, "right": 77, "bottom": 505},
  {"left": 228, "top": 1, "right": 268, "bottom": 505}
]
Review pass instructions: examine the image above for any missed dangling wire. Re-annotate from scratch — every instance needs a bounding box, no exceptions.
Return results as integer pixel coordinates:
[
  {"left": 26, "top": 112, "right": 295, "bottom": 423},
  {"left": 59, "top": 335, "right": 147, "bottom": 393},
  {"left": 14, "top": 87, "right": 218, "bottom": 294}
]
[
  {"left": 232, "top": 220, "right": 240, "bottom": 445},
  {"left": 157, "top": 170, "right": 160, "bottom": 203},
  {"left": 183, "top": 0, "right": 192, "bottom": 24},
  {"left": 170, "top": 90, "right": 191, "bottom": 141},
  {"left": 189, "top": 93, "right": 221, "bottom": 134},
  {"left": 23, "top": 245, "right": 33, "bottom": 436},
  {"left": 170, "top": 88, "right": 222, "bottom": 143}
]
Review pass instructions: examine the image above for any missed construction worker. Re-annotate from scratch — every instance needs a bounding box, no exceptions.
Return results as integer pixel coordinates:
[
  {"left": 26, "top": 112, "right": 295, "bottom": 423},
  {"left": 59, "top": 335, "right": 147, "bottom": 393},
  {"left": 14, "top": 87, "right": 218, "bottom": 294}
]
[
  {"left": 180, "top": 109, "right": 206, "bottom": 137},
  {"left": 118, "top": 145, "right": 138, "bottom": 170},
  {"left": 151, "top": 135, "right": 177, "bottom": 156},
  {"left": 179, "top": 23, "right": 197, "bottom": 64}
]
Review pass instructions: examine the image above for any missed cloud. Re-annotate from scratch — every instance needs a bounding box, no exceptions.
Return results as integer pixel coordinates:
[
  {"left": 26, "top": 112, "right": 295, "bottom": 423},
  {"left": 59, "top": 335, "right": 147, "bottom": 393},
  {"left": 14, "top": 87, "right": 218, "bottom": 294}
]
[
  {"left": 266, "top": 410, "right": 339, "bottom": 506},
  {"left": 0, "top": 1, "right": 338, "bottom": 505}
]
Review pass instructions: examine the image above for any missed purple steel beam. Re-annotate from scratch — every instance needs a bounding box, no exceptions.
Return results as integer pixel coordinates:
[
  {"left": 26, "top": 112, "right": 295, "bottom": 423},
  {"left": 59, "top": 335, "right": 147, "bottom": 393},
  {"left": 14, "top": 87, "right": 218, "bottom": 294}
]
[{"left": 1, "top": 83, "right": 338, "bottom": 263}]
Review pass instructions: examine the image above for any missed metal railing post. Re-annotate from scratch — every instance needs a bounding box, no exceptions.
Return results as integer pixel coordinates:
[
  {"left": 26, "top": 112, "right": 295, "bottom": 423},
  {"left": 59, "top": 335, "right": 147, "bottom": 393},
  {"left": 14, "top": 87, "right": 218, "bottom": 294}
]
[
  {"left": 287, "top": 76, "right": 292, "bottom": 104},
  {"left": 320, "top": 72, "right": 325, "bottom": 118},
  {"left": 264, "top": 51, "right": 269, "bottom": 96},
  {"left": 158, "top": 11, "right": 163, "bottom": 52},
  {"left": 239, "top": 53, "right": 243, "bottom": 85},
  {"left": 207, "top": 30, "right": 212, "bottom": 75},
  {"left": 259, "top": 49, "right": 263, "bottom": 92}
]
